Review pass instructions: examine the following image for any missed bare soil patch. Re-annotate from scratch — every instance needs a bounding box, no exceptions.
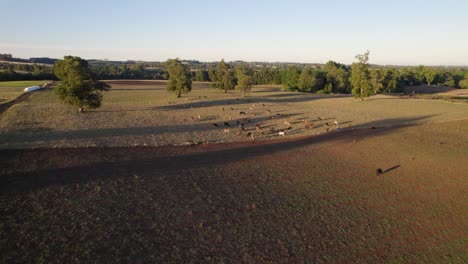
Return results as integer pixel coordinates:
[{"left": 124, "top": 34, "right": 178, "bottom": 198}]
[{"left": 1, "top": 120, "right": 467, "bottom": 262}]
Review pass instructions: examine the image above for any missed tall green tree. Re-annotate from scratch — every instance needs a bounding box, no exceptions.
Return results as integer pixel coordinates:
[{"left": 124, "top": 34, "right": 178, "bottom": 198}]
[
  {"left": 54, "top": 56, "right": 110, "bottom": 113},
  {"left": 208, "top": 69, "right": 218, "bottom": 82},
  {"left": 282, "top": 66, "right": 300, "bottom": 91},
  {"left": 298, "top": 68, "right": 325, "bottom": 93},
  {"left": 380, "top": 68, "right": 404, "bottom": 93},
  {"left": 423, "top": 67, "right": 436, "bottom": 86},
  {"left": 370, "top": 68, "right": 384, "bottom": 93},
  {"left": 194, "top": 70, "right": 208, "bottom": 81},
  {"left": 324, "top": 61, "right": 350, "bottom": 93},
  {"left": 215, "top": 59, "right": 236, "bottom": 93},
  {"left": 350, "top": 51, "right": 374, "bottom": 100},
  {"left": 235, "top": 64, "right": 253, "bottom": 95},
  {"left": 460, "top": 73, "right": 468, "bottom": 89},
  {"left": 165, "top": 58, "right": 192, "bottom": 97}
]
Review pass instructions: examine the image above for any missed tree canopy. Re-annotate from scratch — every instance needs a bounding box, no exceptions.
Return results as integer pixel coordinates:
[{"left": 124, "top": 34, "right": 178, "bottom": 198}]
[
  {"left": 235, "top": 64, "right": 253, "bottom": 95},
  {"left": 350, "top": 51, "right": 374, "bottom": 100},
  {"left": 54, "top": 56, "right": 110, "bottom": 112},
  {"left": 215, "top": 60, "right": 236, "bottom": 93},
  {"left": 165, "top": 58, "right": 192, "bottom": 97}
]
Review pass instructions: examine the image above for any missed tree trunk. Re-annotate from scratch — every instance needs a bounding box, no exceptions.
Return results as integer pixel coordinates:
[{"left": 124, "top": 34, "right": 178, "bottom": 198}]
[
  {"left": 177, "top": 91, "right": 181, "bottom": 98},
  {"left": 224, "top": 88, "right": 227, "bottom": 93}
]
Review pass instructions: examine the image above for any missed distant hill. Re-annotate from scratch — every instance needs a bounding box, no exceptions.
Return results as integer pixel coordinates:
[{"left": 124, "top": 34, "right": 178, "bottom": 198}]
[{"left": 0, "top": 54, "right": 56, "bottom": 65}]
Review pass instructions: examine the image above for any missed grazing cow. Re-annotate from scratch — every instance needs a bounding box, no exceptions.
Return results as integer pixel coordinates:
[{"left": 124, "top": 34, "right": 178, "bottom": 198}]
[
  {"left": 255, "top": 124, "right": 264, "bottom": 134},
  {"left": 286, "top": 127, "right": 292, "bottom": 130},
  {"left": 223, "top": 128, "right": 230, "bottom": 133},
  {"left": 213, "top": 123, "right": 219, "bottom": 127},
  {"left": 239, "top": 111, "right": 246, "bottom": 115},
  {"left": 224, "top": 122, "right": 230, "bottom": 126},
  {"left": 279, "top": 131, "right": 285, "bottom": 136}
]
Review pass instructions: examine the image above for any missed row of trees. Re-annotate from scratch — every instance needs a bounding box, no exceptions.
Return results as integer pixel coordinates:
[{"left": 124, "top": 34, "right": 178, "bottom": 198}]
[
  {"left": 164, "top": 53, "right": 468, "bottom": 99},
  {"left": 90, "top": 64, "right": 168, "bottom": 80},
  {"left": 165, "top": 59, "right": 254, "bottom": 97},
  {"left": 190, "top": 62, "right": 468, "bottom": 94},
  {"left": 0, "top": 62, "right": 56, "bottom": 81},
  {"left": 3, "top": 57, "right": 467, "bottom": 92},
  {"left": 47, "top": 54, "right": 468, "bottom": 113}
]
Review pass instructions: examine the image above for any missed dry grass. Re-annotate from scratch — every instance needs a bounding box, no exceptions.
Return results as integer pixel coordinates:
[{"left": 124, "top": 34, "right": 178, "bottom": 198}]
[
  {"left": 0, "top": 80, "right": 467, "bottom": 262},
  {"left": 0, "top": 80, "right": 48, "bottom": 104},
  {"left": 0, "top": 120, "right": 467, "bottom": 262},
  {"left": 0, "top": 80, "right": 468, "bottom": 149}
]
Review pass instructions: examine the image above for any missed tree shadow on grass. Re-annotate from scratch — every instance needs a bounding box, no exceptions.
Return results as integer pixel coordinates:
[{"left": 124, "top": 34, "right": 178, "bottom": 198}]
[
  {"left": 0, "top": 115, "right": 435, "bottom": 193},
  {"left": 1, "top": 113, "right": 302, "bottom": 145},
  {"left": 384, "top": 165, "right": 401, "bottom": 174},
  {"left": 152, "top": 93, "right": 350, "bottom": 111}
]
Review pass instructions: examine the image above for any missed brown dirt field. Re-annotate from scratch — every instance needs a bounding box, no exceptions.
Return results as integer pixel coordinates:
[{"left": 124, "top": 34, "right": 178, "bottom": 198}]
[
  {"left": 1, "top": 80, "right": 468, "bottom": 149},
  {"left": 1, "top": 120, "right": 467, "bottom": 263},
  {"left": 0, "top": 92, "right": 34, "bottom": 115}
]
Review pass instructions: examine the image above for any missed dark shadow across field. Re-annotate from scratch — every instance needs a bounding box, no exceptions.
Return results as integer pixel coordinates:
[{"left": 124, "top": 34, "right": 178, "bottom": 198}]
[
  {"left": 0, "top": 115, "right": 433, "bottom": 193},
  {"left": 153, "top": 93, "right": 350, "bottom": 111}
]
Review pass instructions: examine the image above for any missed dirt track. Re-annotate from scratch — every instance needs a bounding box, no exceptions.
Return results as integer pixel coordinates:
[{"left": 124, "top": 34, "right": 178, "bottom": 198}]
[
  {"left": 0, "top": 82, "right": 55, "bottom": 116},
  {"left": 0, "top": 92, "right": 35, "bottom": 115}
]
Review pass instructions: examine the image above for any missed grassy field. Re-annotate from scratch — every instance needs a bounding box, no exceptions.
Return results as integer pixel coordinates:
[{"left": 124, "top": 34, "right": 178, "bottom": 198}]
[
  {"left": 0, "top": 80, "right": 467, "bottom": 262},
  {"left": 0, "top": 80, "right": 49, "bottom": 104},
  {"left": 0, "top": 80, "right": 468, "bottom": 149}
]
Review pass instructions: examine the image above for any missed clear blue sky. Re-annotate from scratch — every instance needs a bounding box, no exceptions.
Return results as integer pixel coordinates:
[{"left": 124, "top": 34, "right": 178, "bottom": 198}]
[{"left": 2, "top": 0, "right": 467, "bottom": 65}]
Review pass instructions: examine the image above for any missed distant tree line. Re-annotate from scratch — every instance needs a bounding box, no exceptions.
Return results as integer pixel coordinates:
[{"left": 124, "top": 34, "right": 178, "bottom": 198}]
[
  {"left": 190, "top": 57, "right": 468, "bottom": 95},
  {"left": 0, "top": 53, "right": 58, "bottom": 64},
  {"left": 0, "top": 62, "right": 56, "bottom": 81},
  {"left": 90, "top": 64, "right": 168, "bottom": 80},
  {"left": 2, "top": 53, "right": 468, "bottom": 93}
]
